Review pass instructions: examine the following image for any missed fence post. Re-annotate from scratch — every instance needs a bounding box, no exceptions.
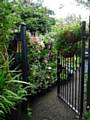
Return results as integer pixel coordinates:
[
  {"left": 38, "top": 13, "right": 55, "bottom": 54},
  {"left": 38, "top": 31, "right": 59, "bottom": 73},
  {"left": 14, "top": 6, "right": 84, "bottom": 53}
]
[
  {"left": 87, "top": 16, "right": 90, "bottom": 109},
  {"left": 20, "top": 22, "right": 28, "bottom": 82},
  {"left": 19, "top": 22, "right": 29, "bottom": 119},
  {"left": 80, "top": 21, "right": 86, "bottom": 119}
]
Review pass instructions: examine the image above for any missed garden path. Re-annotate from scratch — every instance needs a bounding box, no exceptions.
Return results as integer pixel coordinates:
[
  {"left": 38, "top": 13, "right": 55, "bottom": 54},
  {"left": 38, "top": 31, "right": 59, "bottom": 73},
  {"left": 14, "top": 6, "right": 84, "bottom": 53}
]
[{"left": 24, "top": 87, "right": 76, "bottom": 120}]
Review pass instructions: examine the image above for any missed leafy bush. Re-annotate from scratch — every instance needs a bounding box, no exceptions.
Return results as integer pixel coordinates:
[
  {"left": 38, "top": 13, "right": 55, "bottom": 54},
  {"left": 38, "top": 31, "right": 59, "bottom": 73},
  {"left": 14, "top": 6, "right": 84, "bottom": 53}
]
[
  {"left": 27, "top": 33, "right": 57, "bottom": 93},
  {"left": 0, "top": 0, "right": 21, "bottom": 49},
  {"left": 55, "top": 22, "right": 81, "bottom": 50},
  {"left": 0, "top": 54, "right": 29, "bottom": 120},
  {"left": 84, "top": 110, "right": 90, "bottom": 120}
]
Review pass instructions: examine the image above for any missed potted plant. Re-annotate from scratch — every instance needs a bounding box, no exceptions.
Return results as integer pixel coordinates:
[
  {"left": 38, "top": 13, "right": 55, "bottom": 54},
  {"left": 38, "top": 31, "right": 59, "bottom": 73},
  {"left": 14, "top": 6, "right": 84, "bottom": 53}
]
[
  {"left": 56, "top": 22, "right": 81, "bottom": 58},
  {"left": 63, "top": 22, "right": 81, "bottom": 43},
  {"left": 60, "top": 43, "right": 77, "bottom": 58}
]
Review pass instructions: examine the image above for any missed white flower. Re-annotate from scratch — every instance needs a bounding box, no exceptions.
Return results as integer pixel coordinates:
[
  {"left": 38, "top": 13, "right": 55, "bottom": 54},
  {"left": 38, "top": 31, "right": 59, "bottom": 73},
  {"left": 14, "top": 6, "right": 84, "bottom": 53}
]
[{"left": 48, "top": 67, "right": 52, "bottom": 70}]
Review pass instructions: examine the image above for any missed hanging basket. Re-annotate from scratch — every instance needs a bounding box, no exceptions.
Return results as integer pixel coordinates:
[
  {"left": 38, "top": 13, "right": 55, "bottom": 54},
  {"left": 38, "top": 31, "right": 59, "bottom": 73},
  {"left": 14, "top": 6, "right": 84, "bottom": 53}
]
[
  {"left": 61, "top": 45, "right": 76, "bottom": 58},
  {"left": 61, "top": 51, "right": 75, "bottom": 58},
  {"left": 64, "top": 31, "right": 81, "bottom": 43}
]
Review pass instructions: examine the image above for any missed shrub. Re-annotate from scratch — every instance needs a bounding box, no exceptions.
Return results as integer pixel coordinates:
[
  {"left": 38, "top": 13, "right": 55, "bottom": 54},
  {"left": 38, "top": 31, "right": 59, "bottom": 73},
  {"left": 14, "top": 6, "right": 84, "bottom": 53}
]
[
  {"left": 55, "top": 22, "right": 81, "bottom": 58},
  {"left": 84, "top": 110, "right": 90, "bottom": 120}
]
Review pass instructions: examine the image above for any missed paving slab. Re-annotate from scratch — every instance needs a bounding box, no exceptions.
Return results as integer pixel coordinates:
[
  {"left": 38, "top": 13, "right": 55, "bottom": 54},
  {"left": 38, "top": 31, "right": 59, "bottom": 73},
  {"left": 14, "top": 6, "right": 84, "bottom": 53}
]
[{"left": 26, "top": 87, "right": 76, "bottom": 120}]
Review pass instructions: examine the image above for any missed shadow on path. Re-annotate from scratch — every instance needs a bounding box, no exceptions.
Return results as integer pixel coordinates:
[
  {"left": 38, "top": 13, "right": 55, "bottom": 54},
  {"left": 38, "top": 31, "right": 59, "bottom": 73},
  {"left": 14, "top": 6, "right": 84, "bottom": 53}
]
[{"left": 25, "top": 87, "right": 76, "bottom": 120}]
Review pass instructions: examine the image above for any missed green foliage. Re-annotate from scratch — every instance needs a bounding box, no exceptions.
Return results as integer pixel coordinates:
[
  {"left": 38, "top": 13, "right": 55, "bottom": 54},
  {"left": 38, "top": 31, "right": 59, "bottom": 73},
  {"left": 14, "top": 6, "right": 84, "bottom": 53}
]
[
  {"left": 27, "top": 108, "right": 32, "bottom": 118},
  {"left": 55, "top": 22, "right": 81, "bottom": 50},
  {"left": 0, "top": 0, "right": 21, "bottom": 48},
  {"left": 0, "top": 0, "right": 84, "bottom": 119},
  {"left": 10, "top": 0, "right": 55, "bottom": 34},
  {"left": 0, "top": 1, "right": 55, "bottom": 119},
  {"left": 54, "top": 22, "right": 81, "bottom": 59},
  {"left": 0, "top": 0, "right": 55, "bottom": 51},
  {"left": 27, "top": 33, "right": 57, "bottom": 93},
  {"left": 84, "top": 110, "right": 90, "bottom": 120},
  {"left": 20, "top": 6, "right": 55, "bottom": 33},
  {"left": 0, "top": 54, "right": 28, "bottom": 120}
]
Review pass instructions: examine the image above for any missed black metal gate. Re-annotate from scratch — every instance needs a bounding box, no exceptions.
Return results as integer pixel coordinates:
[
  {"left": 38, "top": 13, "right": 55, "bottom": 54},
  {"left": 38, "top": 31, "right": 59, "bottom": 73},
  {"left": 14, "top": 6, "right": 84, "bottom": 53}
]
[{"left": 57, "top": 21, "right": 87, "bottom": 118}]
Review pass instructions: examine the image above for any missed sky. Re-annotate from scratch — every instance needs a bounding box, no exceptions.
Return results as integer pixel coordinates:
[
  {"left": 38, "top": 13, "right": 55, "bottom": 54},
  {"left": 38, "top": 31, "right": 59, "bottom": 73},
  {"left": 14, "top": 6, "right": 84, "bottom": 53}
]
[{"left": 43, "top": 0, "right": 90, "bottom": 20}]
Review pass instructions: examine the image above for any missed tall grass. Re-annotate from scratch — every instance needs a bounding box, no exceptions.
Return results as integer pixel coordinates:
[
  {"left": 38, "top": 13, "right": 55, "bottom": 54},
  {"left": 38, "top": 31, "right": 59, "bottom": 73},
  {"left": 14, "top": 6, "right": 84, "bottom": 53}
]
[{"left": 0, "top": 52, "right": 29, "bottom": 120}]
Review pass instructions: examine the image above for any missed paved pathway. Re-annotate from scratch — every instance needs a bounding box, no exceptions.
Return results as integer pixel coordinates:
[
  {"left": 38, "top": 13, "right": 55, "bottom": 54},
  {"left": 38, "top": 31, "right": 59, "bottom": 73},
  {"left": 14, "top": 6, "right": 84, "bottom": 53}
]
[{"left": 25, "top": 87, "right": 76, "bottom": 120}]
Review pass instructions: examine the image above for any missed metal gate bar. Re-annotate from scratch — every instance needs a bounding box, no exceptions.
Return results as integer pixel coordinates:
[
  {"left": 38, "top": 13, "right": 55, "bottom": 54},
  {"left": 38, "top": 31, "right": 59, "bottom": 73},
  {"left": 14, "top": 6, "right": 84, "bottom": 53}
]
[{"left": 57, "top": 21, "right": 86, "bottom": 118}]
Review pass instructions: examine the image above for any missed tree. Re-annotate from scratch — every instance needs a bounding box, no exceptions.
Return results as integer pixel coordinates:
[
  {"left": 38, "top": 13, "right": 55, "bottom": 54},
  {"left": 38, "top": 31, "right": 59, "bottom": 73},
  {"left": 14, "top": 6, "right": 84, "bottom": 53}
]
[
  {"left": 13, "top": 0, "right": 55, "bottom": 34},
  {"left": 0, "top": 0, "right": 21, "bottom": 48},
  {"left": 65, "top": 14, "right": 81, "bottom": 24},
  {"left": 0, "top": 0, "right": 55, "bottom": 36},
  {"left": 76, "top": 0, "right": 90, "bottom": 8}
]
